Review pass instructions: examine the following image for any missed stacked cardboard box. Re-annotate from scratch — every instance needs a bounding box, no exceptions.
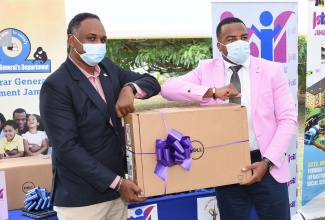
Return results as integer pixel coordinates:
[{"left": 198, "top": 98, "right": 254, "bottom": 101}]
[{"left": 0, "top": 155, "right": 52, "bottom": 210}]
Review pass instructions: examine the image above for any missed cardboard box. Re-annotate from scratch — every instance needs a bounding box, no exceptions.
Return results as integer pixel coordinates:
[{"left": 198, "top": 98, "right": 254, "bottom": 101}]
[
  {"left": 0, "top": 155, "right": 52, "bottom": 210},
  {"left": 124, "top": 104, "right": 252, "bottom": 197}
]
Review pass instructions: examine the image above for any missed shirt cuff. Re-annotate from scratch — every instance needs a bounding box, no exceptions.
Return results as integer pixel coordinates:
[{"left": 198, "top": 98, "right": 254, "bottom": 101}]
[
  {"left": 132, "top": 83, "right": 147, "bottom": 98},
  {"left": 109, "top": 176, "right": 122, "bottom": 189}
]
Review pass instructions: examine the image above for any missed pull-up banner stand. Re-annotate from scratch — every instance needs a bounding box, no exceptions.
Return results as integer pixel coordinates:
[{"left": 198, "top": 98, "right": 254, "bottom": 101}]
[
  {"left": 211, "top": 0, "right": 299, "bottom": 218},
  {"left": 0, "top": 0, "right": 66, "bottom": 119},
  {"left": 300, "top": 0, "right": 325, "bottom": 219}
]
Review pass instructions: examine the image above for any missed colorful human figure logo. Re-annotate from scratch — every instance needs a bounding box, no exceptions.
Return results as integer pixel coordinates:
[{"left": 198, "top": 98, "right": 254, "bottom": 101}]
[
  {"left": 251, "top": 11, "right": 281, "bottom": 61},
  {"left": 251, "top": 10, "right": 294, "bottom": 62},
  {"left": 220, "top": 10, "right": 294, "bottom": 63},
  {"left": 128, "top": 206, "right": 155, "bottom": 220}
]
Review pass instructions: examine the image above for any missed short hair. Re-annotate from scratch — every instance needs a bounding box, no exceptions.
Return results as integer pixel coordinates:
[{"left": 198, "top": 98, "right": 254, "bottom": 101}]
[
  {"left": 216, "top": 17, "right": 246, "bottom": 41},
  {"left": 0, "top": 113, "right": 6, "bottom": 129},
  {"left": 3, "top": 120, "right": 18, "bottom": 130},
  {"left": 67, "top": 12, "right": 100, "bottom": 36},
  {"left": 12, "top": 108, "right": 27, "bottom": 119}
]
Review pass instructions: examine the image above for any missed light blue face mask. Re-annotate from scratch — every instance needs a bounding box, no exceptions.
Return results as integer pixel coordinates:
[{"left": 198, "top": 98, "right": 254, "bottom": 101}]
[
  {"left": 73, "top": 35, "right": 106, "bottom": 66},
  {"left": 219, "top": 40, "right": 250, "bottom": 65}
]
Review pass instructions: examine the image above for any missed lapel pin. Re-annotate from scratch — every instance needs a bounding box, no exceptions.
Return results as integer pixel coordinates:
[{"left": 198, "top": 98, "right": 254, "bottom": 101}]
[{"left": 103, "top": 73, "right": 108, "bottom": 77}]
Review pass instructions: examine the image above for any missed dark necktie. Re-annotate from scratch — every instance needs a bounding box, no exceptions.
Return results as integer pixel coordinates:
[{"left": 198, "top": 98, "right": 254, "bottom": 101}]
[{"left": 229, "top": 65, "right": 242, "bottom": 104}]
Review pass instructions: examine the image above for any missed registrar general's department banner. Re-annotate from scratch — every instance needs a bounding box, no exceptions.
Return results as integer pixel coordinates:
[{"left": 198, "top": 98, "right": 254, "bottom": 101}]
[{"left": 0, "top": 0, "right": 66, "bottom": 119}]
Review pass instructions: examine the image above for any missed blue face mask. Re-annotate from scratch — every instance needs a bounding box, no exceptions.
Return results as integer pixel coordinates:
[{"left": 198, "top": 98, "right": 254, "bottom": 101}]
[
  {"left": 219, "top": 40, "right": 250, "bottom": 65},
  {"left": 73, "top": 36, "right": 106, "bottom": 66}
]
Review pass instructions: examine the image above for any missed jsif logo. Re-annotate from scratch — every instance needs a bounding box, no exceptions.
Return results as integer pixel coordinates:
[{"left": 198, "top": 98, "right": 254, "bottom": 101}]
[{"left": 288, "top": 153, "right": 296, "bottom": 162}]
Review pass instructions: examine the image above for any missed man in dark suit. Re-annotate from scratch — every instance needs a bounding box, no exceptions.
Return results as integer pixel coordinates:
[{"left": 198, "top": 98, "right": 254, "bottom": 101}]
[{"left": 40, "top": 12, "right": 160, "bottom": 220}]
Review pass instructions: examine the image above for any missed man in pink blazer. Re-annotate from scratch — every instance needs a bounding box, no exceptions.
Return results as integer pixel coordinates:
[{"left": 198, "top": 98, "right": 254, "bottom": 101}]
[{"left": 161, "top": 17, "right": 298, "bottom": 220}]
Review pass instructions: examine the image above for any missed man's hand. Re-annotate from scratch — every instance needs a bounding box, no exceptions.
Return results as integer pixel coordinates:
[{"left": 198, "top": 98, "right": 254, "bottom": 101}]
[
  {"left": 115, "top": 86, "right": 135, "bottom": 118},
  {"left": 215, "top": 83, "right": 241, "bottom": 100},
  {"left": 118, "top": 179, "right": 147, "bottom": 204},
  {"left": 239, "top": 161, "right": 268, "bottom": 186}
]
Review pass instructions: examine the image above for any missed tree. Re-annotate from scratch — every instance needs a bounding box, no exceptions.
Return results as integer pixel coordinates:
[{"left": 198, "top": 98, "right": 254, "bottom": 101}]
[{"left": 106, "top": 39, "right": 213, "bottom": 75}]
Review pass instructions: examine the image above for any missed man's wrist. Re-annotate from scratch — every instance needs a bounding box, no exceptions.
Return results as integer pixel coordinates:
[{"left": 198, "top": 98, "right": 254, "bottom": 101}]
[
  {"left": 212, "top": 87, "right": 217, "bottom": 100},
  {"left": 262, "top": 157, "right": 274, "bottom": 170},
  {"left": 115, "top": 177, "right": 123, "bottom": 191},
  {"left": 123, "top": 83, "right": 137, "bottom": 95}
]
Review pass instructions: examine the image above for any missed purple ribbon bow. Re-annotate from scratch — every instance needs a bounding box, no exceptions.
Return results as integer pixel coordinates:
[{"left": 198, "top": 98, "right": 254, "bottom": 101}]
[
  {"left": 154, "top": 129, "right": 193, "bottom": 181},
  {"left": 24, "top": 187, "right": 51, "bottom": 211}
]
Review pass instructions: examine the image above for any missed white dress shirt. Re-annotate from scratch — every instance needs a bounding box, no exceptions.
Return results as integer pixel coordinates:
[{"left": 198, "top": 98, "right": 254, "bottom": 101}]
[{"left": 223, "top": 57, "right": 259, "bottom": 151}]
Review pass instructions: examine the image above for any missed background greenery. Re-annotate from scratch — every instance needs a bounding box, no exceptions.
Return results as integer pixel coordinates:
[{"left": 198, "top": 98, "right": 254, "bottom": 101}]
[{"left": 106, "top": 38, "right": 212, "bottom": 75}]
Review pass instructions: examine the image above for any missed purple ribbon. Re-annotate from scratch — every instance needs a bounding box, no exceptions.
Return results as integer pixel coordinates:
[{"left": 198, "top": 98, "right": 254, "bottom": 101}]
[
  {"left": 24, "top": 187, "right": 51, "bottom": 211},
  {"left": 154, "top": 129, "right": 193, "bottom": 181}
]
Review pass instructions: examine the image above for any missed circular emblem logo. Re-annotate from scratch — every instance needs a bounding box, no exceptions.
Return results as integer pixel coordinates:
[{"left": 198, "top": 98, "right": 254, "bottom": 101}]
[
  {"left": 0, "top": 28, "right": 31, "bottom": 62},
  {"left": 191, "top": 140, "right": 204, "bottom": 160},
  {"left": 0, "top": 28, "right": 51, "bottom": 73},
  {"left": 22, "top": 182, "right": 35, "bottom": 193}
]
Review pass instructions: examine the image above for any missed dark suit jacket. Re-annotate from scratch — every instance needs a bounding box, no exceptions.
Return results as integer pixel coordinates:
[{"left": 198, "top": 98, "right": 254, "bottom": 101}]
[{"left": 40, "top": 57, "right": 160, "bottom": 207}]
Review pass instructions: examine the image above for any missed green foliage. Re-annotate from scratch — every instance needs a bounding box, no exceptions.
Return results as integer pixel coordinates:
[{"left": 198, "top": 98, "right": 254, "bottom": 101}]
[
  {"left": 106, "top": 39, "right": 212, "bottom": 75},
  {"left": 321, "top": 106, "right": 325, "bottom": 115},
  {"left": 298, "top": 35, "right": 307, "bottom": 94},
  {"left": 306, "top": 107, "right": 311, "bottom": 117},
  {"left": 319, "top": 118, "right": 325, "bottom": 126}
]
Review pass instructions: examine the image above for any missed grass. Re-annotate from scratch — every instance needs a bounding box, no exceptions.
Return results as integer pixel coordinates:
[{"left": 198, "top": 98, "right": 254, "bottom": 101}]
[{"left": 135, "top": 94, "right": 325, "bottom": 219}]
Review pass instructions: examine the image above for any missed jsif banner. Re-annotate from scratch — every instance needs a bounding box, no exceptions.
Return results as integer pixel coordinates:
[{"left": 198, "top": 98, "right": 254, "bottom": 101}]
[
  {"left": 300, "top": 0, "right": 325, "bottom": 219},
  {"left": 211, "top": 0, "right": 298, "bottom": 216}
]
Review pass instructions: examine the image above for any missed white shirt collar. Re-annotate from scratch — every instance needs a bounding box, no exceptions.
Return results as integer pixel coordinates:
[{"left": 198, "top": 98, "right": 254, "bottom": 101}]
[{"left": 223, "top": 56, "right": 250, "bottom": 70}]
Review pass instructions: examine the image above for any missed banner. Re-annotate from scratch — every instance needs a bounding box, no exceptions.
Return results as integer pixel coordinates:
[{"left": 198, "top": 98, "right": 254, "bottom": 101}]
[
  {"left": 300, "top": 0, "right": 325, "bottom": 219},
  {"left": 0, "top": 171, "right": 8, "bottom": 220},
  {"left": 211, "top": 0, "right": 298, "bottom": 216},
  {"left": 0, "top": 0, "right": 66, "bottom": 120}
]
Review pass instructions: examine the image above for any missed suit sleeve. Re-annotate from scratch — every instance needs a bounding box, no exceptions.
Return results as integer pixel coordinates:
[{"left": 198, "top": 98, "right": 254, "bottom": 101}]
[
  {"left": 161, "top": 60, "right": 210, "bottom": 102},
  {"left": 105, "top": 60, "right": 161, "bottom": 99},
  {"left": 40, "top": 79, "right": 117, "bottom": 193},
  {"left": 263, "top": 62, "right": 298, "bottom": 168}
]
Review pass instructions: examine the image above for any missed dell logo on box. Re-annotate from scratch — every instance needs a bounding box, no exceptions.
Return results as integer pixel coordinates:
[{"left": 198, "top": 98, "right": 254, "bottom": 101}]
[
  {"left": 191, "top": 140, "right": 205, "bottom": 160},
  {"left": 22, "top": 182, "right": 35, "bottom": 193}
]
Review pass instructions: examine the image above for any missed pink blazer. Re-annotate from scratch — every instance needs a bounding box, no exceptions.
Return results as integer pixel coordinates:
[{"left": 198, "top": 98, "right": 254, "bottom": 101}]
[{"left": 161, "top": 56, "right": 298, "bottom": 183}]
